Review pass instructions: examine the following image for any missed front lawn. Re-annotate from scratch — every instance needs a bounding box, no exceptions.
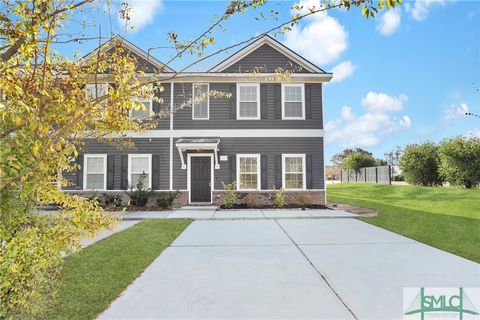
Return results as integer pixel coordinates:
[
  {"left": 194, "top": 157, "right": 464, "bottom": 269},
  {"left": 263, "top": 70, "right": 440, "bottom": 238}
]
[
  {"left": 40, "top": 219, "right": 191, "bottom": 320},
  {"left": 328, "top": 183, "right": 480, "bottom": 262}
]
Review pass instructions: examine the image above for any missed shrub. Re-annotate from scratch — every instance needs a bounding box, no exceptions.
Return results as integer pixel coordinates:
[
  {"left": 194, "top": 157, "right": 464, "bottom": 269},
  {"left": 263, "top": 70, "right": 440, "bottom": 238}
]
[
  {"left": 399, "top": 142, "right": 443, "bottom": 186},
  {"left": 156, "top": 191, "right": 179, "bottom": 209},
  {"left": 221, "top": 181, "right": 237, "bottom": 208},
  {"left": 439, "top": 136, "right": 480, "bottom": 188},
  {"left": 274, "top": 186, "right": 285, "bottom": 207},
  {"left": 392, "top": 174, "right": 405, "bottom": 182},
  {"left": 126, "top": 175, "right": 152, "bottom": 207},
  {"left": 342, "top": 152, "right": 376, "bottom": 172},
  {"left": 101, "top": 193, "right": 122, "bottom": 209}
]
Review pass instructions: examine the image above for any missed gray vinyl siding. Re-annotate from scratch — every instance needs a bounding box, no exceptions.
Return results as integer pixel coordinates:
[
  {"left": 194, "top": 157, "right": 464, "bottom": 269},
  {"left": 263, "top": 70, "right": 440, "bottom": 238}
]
[
  {"left": 153, "top": 82, "right": 171, "bottom": 130},
  {"left": 172, "top": 83, "right": 323, "bottom": 129},
  {"left": 221, "top": 44, "right": 311, "bottom": 73},
  {"left": 64, "top": 138, "right": 170, "bottom": 190},
  {"left": 210, "top": 137, "right": 324, "bottom": 190}
]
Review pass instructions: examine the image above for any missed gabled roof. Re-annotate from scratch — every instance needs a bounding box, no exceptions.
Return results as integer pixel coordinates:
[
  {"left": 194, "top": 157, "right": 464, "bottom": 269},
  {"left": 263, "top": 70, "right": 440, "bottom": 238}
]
[
  {"left": 209, "top": 34, "right": 327, "bottom": 74},
  {"left": 81, "top": 35, "right": 175, "bottom": 73}
]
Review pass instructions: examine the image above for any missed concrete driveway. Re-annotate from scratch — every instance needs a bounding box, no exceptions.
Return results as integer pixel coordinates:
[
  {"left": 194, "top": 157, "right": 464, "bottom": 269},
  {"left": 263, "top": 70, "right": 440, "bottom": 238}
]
[{"left": 99, "top": 218, "right": 480, "bottom": 320}]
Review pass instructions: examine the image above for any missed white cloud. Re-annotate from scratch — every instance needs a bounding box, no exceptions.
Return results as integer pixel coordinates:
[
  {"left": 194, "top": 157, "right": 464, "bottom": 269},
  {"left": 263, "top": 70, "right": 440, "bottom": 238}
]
[
  {"left": 326, "top": 92, "right": 411, "bottom": 147},
  {"left": 330, "top": 60, "right": 356, "bottom": 83},
  {"left": 444, "top": 102, "right": 469, "bottom": 121},
  {"left": 465, "top": 128, "right": 480, "bottom": 139},
  {"left": 284, "top": 0, "right": 348, "bottom": 66},
  {"left": 118, "top": 0, "right": 163, "bottom": 31},
  {"left": 405, "top": 0, "right": 446, "bottom": 21},
  {"left": 376, "top": 8, "right": 401, "bottom": 36},
  {"left": 361, "top": 92, "right": 408, "bottom": 113}
]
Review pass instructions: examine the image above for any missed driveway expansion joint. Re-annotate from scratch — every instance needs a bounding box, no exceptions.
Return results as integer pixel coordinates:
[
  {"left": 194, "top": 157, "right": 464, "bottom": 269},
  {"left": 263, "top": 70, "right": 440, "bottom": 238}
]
[{"left": 274, "top": 219, "right": 359, "bottom": 320}]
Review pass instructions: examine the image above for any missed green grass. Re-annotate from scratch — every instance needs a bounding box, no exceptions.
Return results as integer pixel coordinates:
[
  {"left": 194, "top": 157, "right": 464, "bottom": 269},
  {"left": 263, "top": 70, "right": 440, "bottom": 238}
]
[
  {"left": 327, "top": 183, "right": 480, "bottom": 263},
  {"left": 41, "top": 219, "right": 191, "bottom": 320}
]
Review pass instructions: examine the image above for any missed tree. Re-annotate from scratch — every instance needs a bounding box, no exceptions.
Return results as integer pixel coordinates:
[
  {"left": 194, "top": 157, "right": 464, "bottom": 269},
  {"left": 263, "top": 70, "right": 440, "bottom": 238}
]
[
  {"left": 438, "top": 136, "right": 480, "bottom": 188},
  {"left": 398, "top": 142, "right": 443, "bottom": 186},
  {"left": 342, "top": 152, "right": 377, "bottom": 172},
  {"left": 331, "top": 148, "right": 374, "bottom": 166},
  {"left": 0, "top": 0, "right": 401, "bottom": 316}
]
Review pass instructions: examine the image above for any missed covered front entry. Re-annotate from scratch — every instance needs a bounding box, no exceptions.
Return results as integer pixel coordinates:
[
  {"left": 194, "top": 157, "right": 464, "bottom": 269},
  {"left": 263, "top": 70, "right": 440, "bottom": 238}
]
[{"left": 188, "top": 154, "right": 213, "bottom": 203}]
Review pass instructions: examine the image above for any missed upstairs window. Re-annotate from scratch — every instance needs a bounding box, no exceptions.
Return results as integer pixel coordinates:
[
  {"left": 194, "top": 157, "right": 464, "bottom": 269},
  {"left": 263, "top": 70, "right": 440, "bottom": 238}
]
[
  {"left": 128, "top": 154, "right": 152, "bottom": 189},
  {"left": 282, "top": 154, "right": 306, "bottom": 190},
  {"left": 237, "top": 83, "right": 260, "bottom": 120},
  {"left": 86, "top": 83, "right": 109, "bottom": 100},
  {"left": 84, "top": 154, "right": 107, "bottom": 190},
  {"left": 193, "top": 83, "right": 209, "bottom": 120},
  {"left": 237, "top": 154, "right": 260, "bottom": 190},
  {"left": 130, "top": 98, "right": 152, "bottom": 120},
  {"left": 282, "top": 84, "right": 305, "bottom": 120}
]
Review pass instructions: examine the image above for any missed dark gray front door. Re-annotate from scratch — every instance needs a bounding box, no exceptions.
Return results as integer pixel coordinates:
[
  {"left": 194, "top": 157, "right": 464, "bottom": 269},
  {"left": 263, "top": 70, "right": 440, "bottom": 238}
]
[{"left": 191, "top": 157, "right": 211, "bottom": 202}]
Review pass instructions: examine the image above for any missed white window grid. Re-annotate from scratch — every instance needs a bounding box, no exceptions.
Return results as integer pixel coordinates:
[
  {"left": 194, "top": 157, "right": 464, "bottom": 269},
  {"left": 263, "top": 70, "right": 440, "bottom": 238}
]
[
  {"left": 237, "top": 83, "right": 260, "bottom": 120},
  {"left": 236, "top": 154, "right": 261, "bottom": 191},
  {"left": 192, "top": 83, "right": 210, "bottom": 120},
  {"left": 281, "top": 83, "right": 305, "bottom": 120},
  {"left": 83, "top": 154, "right": 107, "bottom": 191},
  {"left": 128, "top": 154, "right": 152, "bottom": 189},
  {"left": 282, "top": 154, "right": 306, "bottom": 190}
]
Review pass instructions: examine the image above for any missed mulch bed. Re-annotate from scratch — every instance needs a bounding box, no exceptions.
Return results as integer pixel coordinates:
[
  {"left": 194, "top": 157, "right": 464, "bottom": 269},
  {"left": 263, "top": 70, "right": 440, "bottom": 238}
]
[
  {"left": 329, "top": 203, "right": 379, "bottom": 217},
  {"left": 219, "top": 204, "right": 330, "bottom": 210}
]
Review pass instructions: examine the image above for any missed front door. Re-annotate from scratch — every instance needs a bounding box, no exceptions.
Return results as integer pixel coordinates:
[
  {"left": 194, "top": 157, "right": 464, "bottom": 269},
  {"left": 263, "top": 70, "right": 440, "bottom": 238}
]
[{"left": 190, "top": 156, "right": 211, "bottom": 203}]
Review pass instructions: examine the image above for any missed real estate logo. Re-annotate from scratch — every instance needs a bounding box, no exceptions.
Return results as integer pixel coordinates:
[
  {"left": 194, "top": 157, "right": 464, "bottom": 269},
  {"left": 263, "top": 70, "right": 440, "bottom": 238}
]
[{"left": 403, "top": 287, "right": 480, "bottom": 320}]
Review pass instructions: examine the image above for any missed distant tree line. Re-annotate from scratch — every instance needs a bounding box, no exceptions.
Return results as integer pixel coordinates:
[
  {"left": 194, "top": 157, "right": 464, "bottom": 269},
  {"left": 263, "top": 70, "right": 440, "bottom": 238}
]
[{"left": 332, "top": 135, "right": 480, "bottom": 188}]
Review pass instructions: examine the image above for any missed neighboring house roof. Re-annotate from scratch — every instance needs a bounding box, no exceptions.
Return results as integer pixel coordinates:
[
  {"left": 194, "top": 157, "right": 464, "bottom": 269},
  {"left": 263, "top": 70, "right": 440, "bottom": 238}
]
[
  {"left": 81, "top": 35, "right": 175, "bottom": 73},
  {"left": 209, "top": 34, "right": 328, "bottom": 74}
]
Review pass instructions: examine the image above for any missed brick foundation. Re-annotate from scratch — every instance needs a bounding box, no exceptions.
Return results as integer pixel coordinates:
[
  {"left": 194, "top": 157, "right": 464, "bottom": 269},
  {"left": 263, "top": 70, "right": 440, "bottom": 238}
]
[
  {"left": 65, "top": 190, "right": 325, "bottom": 207},
  {"left": 212, "top": 190, "right": 325, "bottom": 207}
]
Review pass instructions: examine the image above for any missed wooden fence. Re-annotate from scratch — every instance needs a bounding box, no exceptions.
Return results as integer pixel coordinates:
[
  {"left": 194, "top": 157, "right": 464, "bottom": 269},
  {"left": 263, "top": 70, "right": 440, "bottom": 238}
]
[{"left": 340, "top": 165, "right": 391, "bottom": 185}]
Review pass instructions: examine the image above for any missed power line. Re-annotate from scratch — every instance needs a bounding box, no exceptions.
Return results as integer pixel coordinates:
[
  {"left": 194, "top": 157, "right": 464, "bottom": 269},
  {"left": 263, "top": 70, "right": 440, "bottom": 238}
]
[{"left": 466, "top": 112, "right": 480, "bottom": 119}]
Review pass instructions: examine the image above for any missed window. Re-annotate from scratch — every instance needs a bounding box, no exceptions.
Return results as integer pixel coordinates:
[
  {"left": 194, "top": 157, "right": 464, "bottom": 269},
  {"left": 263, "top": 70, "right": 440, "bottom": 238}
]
[
  {"left": 237, "top": 83, "right": 260, "bottom": 120},
  {"left": 193, "top": 83, "right": 209, "bottom": 120},
  {"left": 84, "top": 154, "right": 107, "bottom": 190},
  {"left": 282, "top": 154, "right": 306, "bottom": 190},
  {"left": 130, "top": 98, "right": 152, "bottom": 120},
  {"left": 236, "top": 154, "right": 260, "bottom": 190},
  {"left": 128, "top": 154, "right": 152, "bottom": 189},
  {"left": 86, "top": 83, "right": 109, "bottom": 100},
  {"left": 282, "top": 84, "right": 305, "bottom": 119}
]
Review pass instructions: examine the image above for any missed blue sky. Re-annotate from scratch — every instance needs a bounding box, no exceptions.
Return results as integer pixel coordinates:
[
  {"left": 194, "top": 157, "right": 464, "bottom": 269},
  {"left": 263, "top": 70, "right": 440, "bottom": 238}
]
[{"left": 63, "top": 0, "right": 480, "bottom": 163}]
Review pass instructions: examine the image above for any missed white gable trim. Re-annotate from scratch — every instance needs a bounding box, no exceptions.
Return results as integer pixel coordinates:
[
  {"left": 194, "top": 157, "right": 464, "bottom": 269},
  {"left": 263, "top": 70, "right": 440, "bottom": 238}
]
[
  {"left": 209, "top": 35, "right": 325, "bottom": 74},
  {"left": 81, "top": 36, "right": 175, "bottom": 73}
]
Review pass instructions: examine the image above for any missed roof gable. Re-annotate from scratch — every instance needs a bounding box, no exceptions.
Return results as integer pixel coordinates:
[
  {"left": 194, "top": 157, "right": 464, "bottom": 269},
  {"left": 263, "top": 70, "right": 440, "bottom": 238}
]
[
  {"left": 82, "top": 36, "right": 175, "bottom": 73},
  {"left": 209, "top": 35, "right": 325, "bottom": 74}
]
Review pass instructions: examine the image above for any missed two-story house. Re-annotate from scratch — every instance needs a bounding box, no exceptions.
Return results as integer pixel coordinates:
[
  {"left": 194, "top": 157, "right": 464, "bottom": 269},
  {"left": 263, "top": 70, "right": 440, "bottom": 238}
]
[{"left": 65, "top": 35, "right": 332, "bottom": 206}]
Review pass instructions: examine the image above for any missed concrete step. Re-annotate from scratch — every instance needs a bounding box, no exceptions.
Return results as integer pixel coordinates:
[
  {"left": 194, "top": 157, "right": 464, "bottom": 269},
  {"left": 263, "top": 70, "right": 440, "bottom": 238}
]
[{"left": 180, "top": 205, "right": 218, "bottom": 210}]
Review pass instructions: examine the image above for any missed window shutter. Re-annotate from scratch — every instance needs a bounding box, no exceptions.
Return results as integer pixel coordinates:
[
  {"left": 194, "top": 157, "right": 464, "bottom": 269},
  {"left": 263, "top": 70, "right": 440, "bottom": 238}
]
[
  {"left": 260, "top": 84, "right": 267, "bottom": 119},
  {"left": 121, "top": 155, "right": 128, "bottom": 190},
  {"left": 107, "top": 155, "right": 115, "bottom": 190},
  {"left": 229, "top": 155, "right": 236, "bottom": 185},
  {"left": 306, "top": 154, "right": 313, "bottom": 189},
  {"left": 76, "top": 155, "right": 83, "bottom": 189},
  {"left": 305, "top": 84, "right": 312, "bottom": 119},
  {"left": 152, "top": 155, "right": 160, "bottom": 190},
  {"left": 230, "top": 84, "right": 236, "bottom": 119},
  {"left": 274, "top": 155, "right": 282, "bottom": 189},
  {"left": 274, "top": 85, "right": 281, "bottom": 119},
  {"left": 261, "top": 155, "right": 267, "bottom": 190}
]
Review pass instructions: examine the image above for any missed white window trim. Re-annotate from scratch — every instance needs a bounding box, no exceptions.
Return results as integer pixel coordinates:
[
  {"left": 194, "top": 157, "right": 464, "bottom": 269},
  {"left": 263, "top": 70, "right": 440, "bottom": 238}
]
[
  {"left": 281, "top": 83, "right": 305, "bottom": 120},
  {"left": 86, "top": 83, "right": 109, "bottom": 100},
  {"left": 128, "top": 154, "right": 152, "bottom": 189},
  {"left": 129, "top": 97, "right": 153, "bottom": 119},
  {"left": 236, "top": 154, "right": 261, "bottom": 191},
  {"left": 83, "top": 154, "right": 107, "bottom": 191},
  {"left": 282, "top": 154, "right": 306, "bottom": 190},
  {"left": 192, "top": 83, "right": 210, "bottom": 120},
  {"left": 236, "top": 83, "right": 261, "bottom": 120}
]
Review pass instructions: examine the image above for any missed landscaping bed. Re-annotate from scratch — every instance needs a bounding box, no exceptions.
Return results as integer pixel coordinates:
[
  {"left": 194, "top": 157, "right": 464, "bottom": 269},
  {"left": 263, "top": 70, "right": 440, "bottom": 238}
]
[{"left": 219, "top": 204, "right": 329, "bottom": 210}]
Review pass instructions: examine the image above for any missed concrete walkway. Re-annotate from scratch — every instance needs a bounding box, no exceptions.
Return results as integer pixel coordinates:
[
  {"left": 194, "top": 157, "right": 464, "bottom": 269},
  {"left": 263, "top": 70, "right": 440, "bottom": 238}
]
[
  {"left": 98, "top": 218, "right": 480, "bottom": 320},
  {"left": 121, "top": 208, "right": 357, "bottom": 220}
]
